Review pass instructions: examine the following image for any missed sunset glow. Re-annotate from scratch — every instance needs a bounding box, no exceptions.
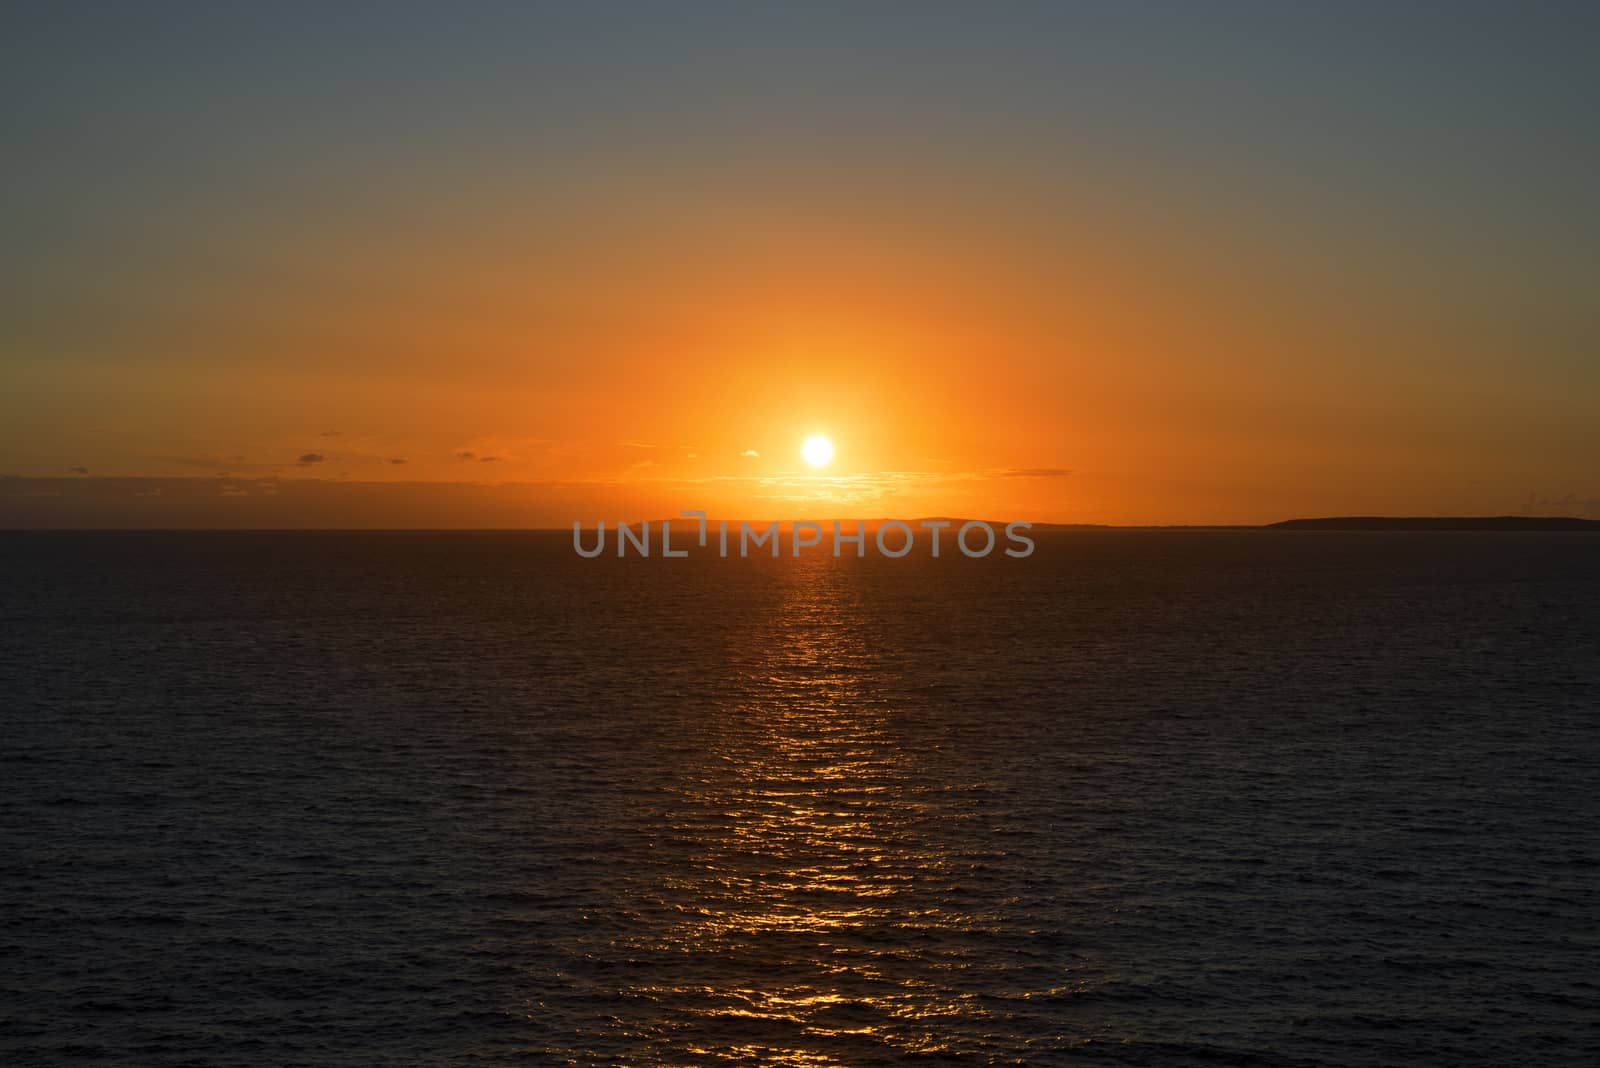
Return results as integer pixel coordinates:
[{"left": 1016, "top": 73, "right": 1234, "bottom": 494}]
[
  {"left": 1, "top": 6, "right": 1595, "bottom": 530},
  {"left": 5, "top": 8, "right": 1598, "bottom": 1067}
]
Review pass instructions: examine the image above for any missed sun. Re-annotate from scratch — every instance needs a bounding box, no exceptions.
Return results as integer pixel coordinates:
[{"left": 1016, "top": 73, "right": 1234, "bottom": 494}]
[{"left": 801, "top": 434, "right": 834, "bottom": 467}]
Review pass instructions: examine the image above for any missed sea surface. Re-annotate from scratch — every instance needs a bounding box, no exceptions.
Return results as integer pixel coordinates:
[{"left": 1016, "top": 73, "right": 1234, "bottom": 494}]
[{"left": 0, "top": 530, "right": 1596, "bottom": 1066}]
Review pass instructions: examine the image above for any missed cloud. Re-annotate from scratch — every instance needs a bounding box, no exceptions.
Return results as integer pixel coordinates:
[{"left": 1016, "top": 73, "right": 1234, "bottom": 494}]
[
  {"left": 388, "top": 457, "right": 407, "bottom": 465},
  {"left": 997, "top": 467, "right": 1072, "bottom": 478},
  {"left": 742, "top": 470, "right": 946, "bottom": 505},
  {"left": 741, "top": 449, "right": 760, "bottom": 458},
  {"left": 296, "top": 453, "right": 326, "bottom": 465},
  {"left": 451, "top": 436, "right": 555, "bottom": 464},
  {"left": 69, "top": 466, "right": 89, "bottom": 475}
]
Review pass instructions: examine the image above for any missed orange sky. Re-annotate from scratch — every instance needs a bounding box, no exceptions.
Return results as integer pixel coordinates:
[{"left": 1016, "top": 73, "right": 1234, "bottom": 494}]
[{"left": 3, "top": 7, "right": 1597, "bottom": 526}]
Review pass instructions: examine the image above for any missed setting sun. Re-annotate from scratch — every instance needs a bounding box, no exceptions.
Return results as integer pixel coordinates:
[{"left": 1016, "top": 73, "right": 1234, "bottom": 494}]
[{"left": 802, "top": 435, "right": 834, "bottom": 467}]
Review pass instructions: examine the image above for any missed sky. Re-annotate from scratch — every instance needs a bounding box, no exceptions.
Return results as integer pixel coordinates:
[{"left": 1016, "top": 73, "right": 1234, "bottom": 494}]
[{"left": 3, "top": 1, "right": 1597, "bottom": 526}]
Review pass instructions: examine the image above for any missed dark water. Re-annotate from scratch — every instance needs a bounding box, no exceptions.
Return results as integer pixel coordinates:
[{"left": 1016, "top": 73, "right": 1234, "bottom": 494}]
[{"left": 1, "top": 531, "right": 1596, "bottom": 1066}]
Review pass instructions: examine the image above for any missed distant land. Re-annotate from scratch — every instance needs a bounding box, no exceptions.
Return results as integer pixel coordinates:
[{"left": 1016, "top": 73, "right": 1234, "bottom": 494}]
[
  {"left": 1, "top": 477, "right": 1596, "bottom": 532},
  {"left": 637, "top": 517, "right": 1600, "bottom": 533},
  {"left": 1264, "top": 516, "right": 1600, "bottom": 531}
]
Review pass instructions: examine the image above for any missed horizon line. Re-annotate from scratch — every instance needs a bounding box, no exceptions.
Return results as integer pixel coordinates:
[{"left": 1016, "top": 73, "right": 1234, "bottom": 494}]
[{"left": 3, "top": 516, "right": 1598, "bottom": 534}]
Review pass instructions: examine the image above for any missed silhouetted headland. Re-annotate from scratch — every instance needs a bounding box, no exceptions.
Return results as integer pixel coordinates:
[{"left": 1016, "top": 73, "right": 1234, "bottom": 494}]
[{"left": 1267, "top": 516, "right": 1600, "bottom": 531}]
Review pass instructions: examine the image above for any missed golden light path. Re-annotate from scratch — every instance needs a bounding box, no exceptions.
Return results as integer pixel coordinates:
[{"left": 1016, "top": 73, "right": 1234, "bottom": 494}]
[{"left": 606, "top": 552, "right": 1008, "bottom": 1063}]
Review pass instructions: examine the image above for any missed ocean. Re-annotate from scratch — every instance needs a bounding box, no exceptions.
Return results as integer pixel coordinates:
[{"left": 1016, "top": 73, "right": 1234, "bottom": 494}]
[{"left": 1, "top": 531, "right": 1596, "bottom": 1065}]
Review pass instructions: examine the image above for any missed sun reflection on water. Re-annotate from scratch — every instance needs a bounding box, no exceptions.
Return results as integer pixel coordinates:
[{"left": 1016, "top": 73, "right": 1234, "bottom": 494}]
[{"left": 600, "top": 552, "right": 1004, "bottom": 1064}]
